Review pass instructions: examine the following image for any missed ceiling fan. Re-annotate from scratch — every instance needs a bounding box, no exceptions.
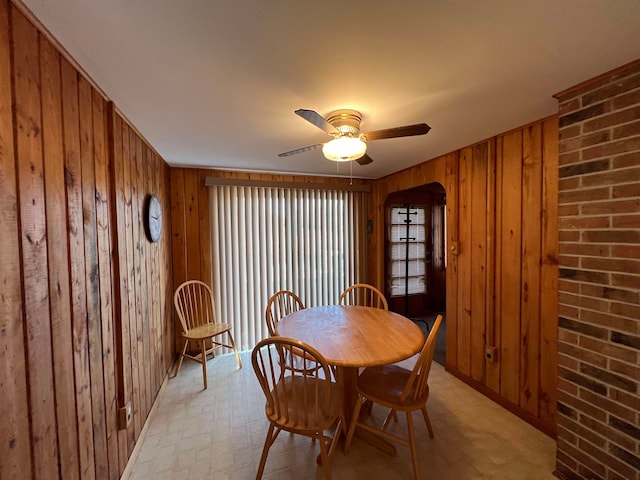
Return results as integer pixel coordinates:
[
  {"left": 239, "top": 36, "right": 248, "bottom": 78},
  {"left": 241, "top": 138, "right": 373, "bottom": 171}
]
[{"left": 278, "top": 109, "right": 431, "bottom": 165}]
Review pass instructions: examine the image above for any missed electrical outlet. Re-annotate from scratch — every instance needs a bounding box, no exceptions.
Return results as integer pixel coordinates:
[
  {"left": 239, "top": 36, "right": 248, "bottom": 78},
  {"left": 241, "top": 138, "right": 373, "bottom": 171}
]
[
  {"left": 485, "top": 346, "right": 498, "bottom": 363},
  {"left": 118, "top": 401, "right": 132, "bottom": 430}
]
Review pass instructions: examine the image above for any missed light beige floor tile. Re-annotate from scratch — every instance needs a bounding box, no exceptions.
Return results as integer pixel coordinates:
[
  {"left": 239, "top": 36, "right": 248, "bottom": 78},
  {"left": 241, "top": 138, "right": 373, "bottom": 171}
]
[{"left": 125, "top": 351, "right": 556, "bottom": 479}]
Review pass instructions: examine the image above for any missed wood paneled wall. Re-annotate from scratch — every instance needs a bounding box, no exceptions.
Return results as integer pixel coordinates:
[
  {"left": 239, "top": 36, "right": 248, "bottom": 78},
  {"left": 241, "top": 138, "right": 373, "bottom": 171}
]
[
  {"left": 369, "top": 118, "right": 559, "bottom": 434},
  {"left": 109, "top": 107, "right": 174, "bottom": 472},
  {"left": 0, "top": 3, "right": 173, "bottom": 478}
]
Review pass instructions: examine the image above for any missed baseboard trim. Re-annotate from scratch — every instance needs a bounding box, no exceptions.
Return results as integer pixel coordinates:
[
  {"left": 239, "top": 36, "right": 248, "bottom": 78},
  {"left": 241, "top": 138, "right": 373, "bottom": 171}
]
[
  {"left": 120, "top": 365, "right": 173, "bottom": 480},
  {"left": 444, "top": 363, "right": 557, "bottom": 439}
]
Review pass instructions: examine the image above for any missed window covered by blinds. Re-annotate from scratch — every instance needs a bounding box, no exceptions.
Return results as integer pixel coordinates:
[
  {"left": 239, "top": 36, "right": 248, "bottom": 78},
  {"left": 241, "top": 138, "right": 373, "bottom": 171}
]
[
  {"left": 209, "top": 184, "right": 366, "bottom": 351},
  {"left": 388, "top": 205, "right": 427, "bottom": 297}
]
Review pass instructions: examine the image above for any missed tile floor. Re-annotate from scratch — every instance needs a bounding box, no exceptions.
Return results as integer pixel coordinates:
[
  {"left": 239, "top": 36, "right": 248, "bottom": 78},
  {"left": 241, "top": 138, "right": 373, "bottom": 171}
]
[{"left": 127, "top": 351, "right": 557, "bottom": 480}]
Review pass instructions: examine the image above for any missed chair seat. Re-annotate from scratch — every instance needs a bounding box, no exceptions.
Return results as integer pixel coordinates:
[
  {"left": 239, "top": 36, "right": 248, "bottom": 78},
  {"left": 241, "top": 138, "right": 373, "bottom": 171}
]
[
  {"left": 357, "top": 364, "right": 429, "bottom": 410},
  {"left": 183, "top": 322, "right": 232, "bottom": 340},
  {"left": 267, "top": 375, "right": 343, "bottom": 432}
]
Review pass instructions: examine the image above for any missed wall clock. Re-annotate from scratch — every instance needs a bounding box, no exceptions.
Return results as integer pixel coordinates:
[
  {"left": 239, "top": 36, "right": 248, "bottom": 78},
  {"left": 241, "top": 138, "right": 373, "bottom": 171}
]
[{"left": 145, "top": 194, "right": 162, "bottom": 243}]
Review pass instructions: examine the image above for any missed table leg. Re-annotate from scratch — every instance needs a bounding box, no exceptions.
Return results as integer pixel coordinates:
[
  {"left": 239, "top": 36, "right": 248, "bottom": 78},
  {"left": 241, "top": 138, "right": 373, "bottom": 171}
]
[
  {"left": 340, "top": 366, "right": 358, "bottom": 425},
  {"left": 337, "top": 366, "right": 396, "bottom": 457}
]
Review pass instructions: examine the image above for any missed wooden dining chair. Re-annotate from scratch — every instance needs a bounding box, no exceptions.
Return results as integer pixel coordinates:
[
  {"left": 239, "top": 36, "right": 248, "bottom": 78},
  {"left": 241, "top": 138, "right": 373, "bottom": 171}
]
[
  {"left": 173, "top": 280, "right": 242, "bottom": 389},
  {"left": 265, "top": 290, "right": 305, "bottom": 336},
  {"left": 344, "top": 314, "right": 443, "bottom": 480},
  {"left": 339, "top": 283, "right": 389, "bottom": 311},
  {"left": 252, "top": 337, "right": 346, "bottom": 480},
  {"left": 265, "top": 289, "right": 312, "bottom": 372}
]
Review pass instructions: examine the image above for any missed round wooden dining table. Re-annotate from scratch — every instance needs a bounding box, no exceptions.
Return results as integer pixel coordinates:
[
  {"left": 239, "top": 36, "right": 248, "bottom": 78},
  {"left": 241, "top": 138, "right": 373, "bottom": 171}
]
[{"left": 278, "top": 304, "right": 425, "bottom": 455}]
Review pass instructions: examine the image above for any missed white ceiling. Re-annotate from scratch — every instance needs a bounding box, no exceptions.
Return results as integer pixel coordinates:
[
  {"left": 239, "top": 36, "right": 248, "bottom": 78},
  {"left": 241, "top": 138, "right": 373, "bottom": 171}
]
[{"left": 22, "top": 0, "right": 640, "bottom": 179}]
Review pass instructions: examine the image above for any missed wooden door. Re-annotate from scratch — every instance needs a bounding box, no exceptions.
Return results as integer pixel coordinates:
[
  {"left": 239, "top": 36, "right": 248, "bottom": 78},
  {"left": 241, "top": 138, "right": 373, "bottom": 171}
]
[{"left": 384, "top": 184, "right": 446, "bottom": 317}]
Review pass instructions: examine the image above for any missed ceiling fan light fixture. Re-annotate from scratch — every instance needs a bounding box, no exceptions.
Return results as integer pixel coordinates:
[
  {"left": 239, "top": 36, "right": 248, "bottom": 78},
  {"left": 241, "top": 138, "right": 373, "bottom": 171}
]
[{"left": 322, "top": 136, "right": 367, "bottom": 162}]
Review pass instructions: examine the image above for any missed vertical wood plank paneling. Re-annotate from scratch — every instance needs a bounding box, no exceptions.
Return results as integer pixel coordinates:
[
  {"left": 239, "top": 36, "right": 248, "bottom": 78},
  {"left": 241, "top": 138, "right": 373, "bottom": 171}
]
[
  {"left": 146, "top": 147, "right": 160, "bottom": 395},
  {"left": 198, "top": 169, "right": 212, "bottom": 286},
  {"left": 366, "top": 120, "right": 557, "bottom": 434},
  {"left": 170, "top": 168, "right": 186, "bottom": 349},
  {"left": 368, "top": 186, "right": 382, "bottom": 287},
  {"left": 470, "top": 142, "right": 488, "bottom": 383},
  {"left": 169, "top": 167, "right": 175, "bottom": 367},
  {"left": 129, "top": 127, "right": 146, "bottom": 435},
  {"left": 40, "top": 35, "right": 80, "bottom": 480},
  {"left": 156, "top": 152, "right": 166, "bottom": 383},
  {"left": 113, "top": 115, "right": 135, "bottom": 468},
  {"left": 184, "top": 168, "right": 201, "bottom": 281},
  {"left": 105, "top": 113, "right": 173, "bottom": 446},
  {"left": 78, "top": 75, "right": 109, "bottom": 480},
  {"left": 147, "top": 149, "right": 157, "bottom": 390},
  {"left": 92, "top": 91, "right": 119, "bottom": 479},
  {"left": 122, "top": 124, "right": 141, "bottom": 450},
  {"left": 161, "top": 155, "right": 171, "bottom": 382},
  {"left": 60, "top": 56, "right": 95, "bottom": 480},
  {"left": 457, "top": 148, "right": 472, "bottom": 375},
  {"left": 3, "top": 9, "right": 175, "bottom": 478},
  {"left": 520, "top": 124, "right": 542, "bottom": 415},
  {"left": 151, "top": 151, "right": 162, "bottom": 388},
  {"left": 144, "top": 146, "right": 158, "bottom": 398},
  {"left": 493, "top": 136, "right": 504, "bottom": 395},
  {"left": 494, "top": 137, "right": 504, "bottom": 396},
  {"left": 499, "top": 129, "right": 523, "bottom": 405},
  {"left": 109, "top": 110, "right": 131, "bottom": 473},
  {"left": 161, "top": 158, "right": 174, "bottom": 377},
  {"left": 156, "top": 151, "right": 167, "bottom": 382},
  {"left": 445, "top": 152, "right": 459, "bottom": 368},
  {"left": 485, "top": 138, "right": 501, "bottom": 394},
  {"left": 0, "top": 2, "right": 31, "bottom": 476},
  {"left": 12, "top": 9, "right": 59, "bottom": 479},
  {"left": 539, "top": 117, "right": 559, "bottom": 428},
  {"left": 133, "top": 133, "right": 150, "bottom": 418}
]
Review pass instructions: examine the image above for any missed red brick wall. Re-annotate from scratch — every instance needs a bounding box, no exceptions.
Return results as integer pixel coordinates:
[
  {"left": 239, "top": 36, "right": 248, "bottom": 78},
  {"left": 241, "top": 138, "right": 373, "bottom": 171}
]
[{"left": 555, "top": 60, "right": 640, "bottom": 480}]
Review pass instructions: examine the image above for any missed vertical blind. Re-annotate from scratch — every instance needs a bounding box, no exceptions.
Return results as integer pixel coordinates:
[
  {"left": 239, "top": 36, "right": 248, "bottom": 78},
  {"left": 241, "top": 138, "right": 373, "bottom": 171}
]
[{"left": 209, "top": 183, "right": 367, "bottom": 351}]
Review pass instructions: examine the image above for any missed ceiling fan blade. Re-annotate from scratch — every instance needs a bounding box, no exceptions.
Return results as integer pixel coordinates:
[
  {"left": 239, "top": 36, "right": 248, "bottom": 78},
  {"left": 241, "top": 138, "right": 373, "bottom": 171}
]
[
  {"left": 295, "top": 109, "right": 339, "bottom": 135},
  {"left": 356, "top": 153, "right": 373, "bottom": 165},
  {"left": 278, "top": 143, "right": 324, "bottom": 157},
  {"left": 362, "top": 123, "right": 431, "bottom": 141}
]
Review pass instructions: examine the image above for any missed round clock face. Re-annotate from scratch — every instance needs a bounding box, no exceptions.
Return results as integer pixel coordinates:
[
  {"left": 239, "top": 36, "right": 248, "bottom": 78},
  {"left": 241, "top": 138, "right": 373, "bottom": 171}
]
[{"left": 147, "top": 194, "right": 162, "bottom": 242}]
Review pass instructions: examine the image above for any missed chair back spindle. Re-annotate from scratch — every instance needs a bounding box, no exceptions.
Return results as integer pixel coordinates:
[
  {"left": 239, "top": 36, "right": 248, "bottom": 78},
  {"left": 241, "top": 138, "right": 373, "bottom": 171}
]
[
  {"left": 265, "top": 290, "right": 305, "bottom": 336},
  {"left": 339, "top": 283, "right": 388, "bottom": 311},
  {"left": 401, "top": 314, "right": 443, "bottom": 403},
  {"left": 174, "top": 280, "right": 217, "bottom": 331}
]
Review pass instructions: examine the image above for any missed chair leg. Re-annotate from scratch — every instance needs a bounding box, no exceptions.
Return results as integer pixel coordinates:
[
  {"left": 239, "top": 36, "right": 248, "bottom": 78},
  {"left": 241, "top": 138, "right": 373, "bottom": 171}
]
[
  {"left": 421, "top": 406, "right": 434, "bottom": 438},
  {"left": 200, "top": 339, "right": 208, "bottom": 389},
  {"left": 344, "top": 395, "right": 364, "bottom": 453},
  {"left": 173, "top": 340, "right": 189, "bottom": 378},
  {"left": 228, "top": 331, "right": 243, "bottom": 369},
  {"left": 382, "top": 409, "right": 399, "bottom": 431},
  {"left": 318, "top": 431, "right": 332, "bottom": 480},
  {"left": 406, "top": 411, "right": 420, "bottom": 480},
  {"left": 256, "top": 423, "right": 280, "bottom": 479},
  {"left": 327, "top": 416, "right": 344, "bottom": 460}
]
